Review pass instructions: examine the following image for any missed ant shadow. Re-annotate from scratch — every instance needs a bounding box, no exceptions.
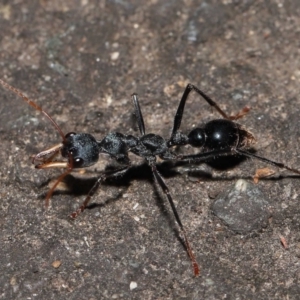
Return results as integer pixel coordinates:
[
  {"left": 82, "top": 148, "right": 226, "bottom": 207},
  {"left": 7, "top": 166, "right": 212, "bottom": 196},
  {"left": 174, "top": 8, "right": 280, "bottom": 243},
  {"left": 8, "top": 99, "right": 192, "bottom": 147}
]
[
  {"left": 38, "top": 153, "right": 300, "bottom": 254},
  {"left": 39, "top": 153, "right": 300, "bottom": 216}
]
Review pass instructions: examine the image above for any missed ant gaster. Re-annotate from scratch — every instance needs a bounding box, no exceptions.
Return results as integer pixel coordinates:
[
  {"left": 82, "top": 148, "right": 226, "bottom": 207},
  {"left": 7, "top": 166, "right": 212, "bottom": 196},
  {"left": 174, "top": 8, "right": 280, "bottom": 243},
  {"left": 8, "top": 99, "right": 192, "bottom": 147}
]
[{"left": 1, "top": 79, "right": 300, "bottom": 277}]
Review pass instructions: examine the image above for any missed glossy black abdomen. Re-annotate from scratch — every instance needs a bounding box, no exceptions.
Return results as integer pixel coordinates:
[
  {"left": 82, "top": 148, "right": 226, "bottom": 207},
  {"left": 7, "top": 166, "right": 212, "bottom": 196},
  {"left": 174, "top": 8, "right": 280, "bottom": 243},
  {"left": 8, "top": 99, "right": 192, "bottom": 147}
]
[{"left": 204, "top": 119, "right": 239, "bottom": 150}]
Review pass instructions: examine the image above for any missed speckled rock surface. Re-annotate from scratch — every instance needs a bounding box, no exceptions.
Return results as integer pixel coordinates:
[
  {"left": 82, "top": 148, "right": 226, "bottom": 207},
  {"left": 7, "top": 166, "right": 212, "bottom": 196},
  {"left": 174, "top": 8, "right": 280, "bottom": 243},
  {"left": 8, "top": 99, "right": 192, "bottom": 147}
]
[
  {"left": 1, "top": 1, "right": 300, "bottom": 299},
  {"left": 212, "top": 179, "right": 270, "bottom": 233}
]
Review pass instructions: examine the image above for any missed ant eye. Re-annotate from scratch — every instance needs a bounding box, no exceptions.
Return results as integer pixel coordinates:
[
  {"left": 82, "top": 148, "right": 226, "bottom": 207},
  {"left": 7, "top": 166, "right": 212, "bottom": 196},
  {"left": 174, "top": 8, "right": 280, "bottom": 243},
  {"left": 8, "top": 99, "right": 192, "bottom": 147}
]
[
  {"left": 65, "top": 132, "right": 76, "bottom": 138},
  {"left": 73, "top": 157, "right": 84, "bottom": 168}
]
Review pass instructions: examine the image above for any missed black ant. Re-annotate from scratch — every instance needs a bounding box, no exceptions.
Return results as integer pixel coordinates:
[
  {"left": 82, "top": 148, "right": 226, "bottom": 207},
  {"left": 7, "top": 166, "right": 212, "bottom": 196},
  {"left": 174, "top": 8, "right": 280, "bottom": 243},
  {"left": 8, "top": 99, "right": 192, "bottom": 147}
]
[{"left": 1, "top": 79, "right": 300, "bottom": 277}]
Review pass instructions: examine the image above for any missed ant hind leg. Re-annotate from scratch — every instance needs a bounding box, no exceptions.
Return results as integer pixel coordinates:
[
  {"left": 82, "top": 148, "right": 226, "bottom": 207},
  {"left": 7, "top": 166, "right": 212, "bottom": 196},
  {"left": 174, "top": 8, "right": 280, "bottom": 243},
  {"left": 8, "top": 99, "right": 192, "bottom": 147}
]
[{"left": 150, "top": 161, "right": 200, "bottom": 276}]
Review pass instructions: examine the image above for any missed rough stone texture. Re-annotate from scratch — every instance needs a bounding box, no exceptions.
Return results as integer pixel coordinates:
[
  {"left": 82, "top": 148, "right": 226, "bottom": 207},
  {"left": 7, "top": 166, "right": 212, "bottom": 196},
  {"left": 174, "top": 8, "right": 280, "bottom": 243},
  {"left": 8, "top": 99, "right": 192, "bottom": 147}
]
[
  {"left": 212, "top": 179, "right": 270, "bottom": 233},
  {"left": 1, "top": 1, "right": 300, "bottom": 299}
]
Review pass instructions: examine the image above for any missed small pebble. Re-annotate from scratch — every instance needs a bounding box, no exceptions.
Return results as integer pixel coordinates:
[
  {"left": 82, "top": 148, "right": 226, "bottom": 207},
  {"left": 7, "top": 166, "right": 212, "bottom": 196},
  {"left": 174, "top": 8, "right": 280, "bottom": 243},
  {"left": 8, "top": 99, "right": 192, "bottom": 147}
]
[
  {"left": 212, "top": 179, "right": 270, "bottom": 233},
  {"left": 111, "top": 52, "right": 120, "bottom": 61},
  {"left": 130, "top": 281, "right": 137, "bottom": 290},
  {"left": 52, "top": 260, "right": 62, "bottom": 269}
]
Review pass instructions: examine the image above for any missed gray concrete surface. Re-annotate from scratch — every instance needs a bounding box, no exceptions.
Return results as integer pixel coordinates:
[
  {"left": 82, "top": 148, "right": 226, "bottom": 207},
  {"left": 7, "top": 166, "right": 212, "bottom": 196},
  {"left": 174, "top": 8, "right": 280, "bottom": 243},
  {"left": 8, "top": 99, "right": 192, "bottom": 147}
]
[{"left": 1, "top": 1, "right": 300, "bottom": 299}]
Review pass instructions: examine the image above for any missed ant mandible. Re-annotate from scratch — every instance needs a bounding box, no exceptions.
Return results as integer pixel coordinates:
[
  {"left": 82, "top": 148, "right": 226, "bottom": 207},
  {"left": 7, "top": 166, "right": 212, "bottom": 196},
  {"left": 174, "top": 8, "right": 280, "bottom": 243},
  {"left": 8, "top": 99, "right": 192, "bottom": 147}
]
[{"left": 1, "top": 79, "right": 300, "bottom": 277}]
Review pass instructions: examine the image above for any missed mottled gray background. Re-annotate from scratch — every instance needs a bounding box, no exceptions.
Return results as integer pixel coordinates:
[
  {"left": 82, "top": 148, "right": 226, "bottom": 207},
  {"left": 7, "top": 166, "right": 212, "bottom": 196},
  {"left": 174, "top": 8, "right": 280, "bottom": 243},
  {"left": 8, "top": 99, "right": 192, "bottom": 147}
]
[{"left": 1, "top": 1, "right": 300, "bottom": 299}]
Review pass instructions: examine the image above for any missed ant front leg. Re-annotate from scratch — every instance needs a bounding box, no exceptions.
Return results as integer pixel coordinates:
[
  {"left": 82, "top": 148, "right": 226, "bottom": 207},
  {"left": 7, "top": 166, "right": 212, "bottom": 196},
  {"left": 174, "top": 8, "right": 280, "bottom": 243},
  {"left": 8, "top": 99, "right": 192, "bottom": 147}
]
[
  {"left": 38, "top": 159, "right": 73, "bottom": 208},
  {"left": 45, "top": 166, "right": 74, "bottom": 208}
]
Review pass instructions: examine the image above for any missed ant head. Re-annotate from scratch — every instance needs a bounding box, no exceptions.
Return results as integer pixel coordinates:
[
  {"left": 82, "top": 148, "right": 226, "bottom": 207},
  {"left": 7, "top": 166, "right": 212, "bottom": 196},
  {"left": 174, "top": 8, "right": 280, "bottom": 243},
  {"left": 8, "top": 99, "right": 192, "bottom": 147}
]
[{"left": 61, "top": 132, "right": 100, "bottom": 168}]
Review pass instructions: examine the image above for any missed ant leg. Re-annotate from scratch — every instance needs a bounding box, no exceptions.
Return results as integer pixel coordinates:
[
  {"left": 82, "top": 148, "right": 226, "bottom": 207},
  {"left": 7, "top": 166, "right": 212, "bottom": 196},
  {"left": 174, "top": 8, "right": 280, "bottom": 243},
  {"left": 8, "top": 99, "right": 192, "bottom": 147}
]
[
  {"left": 236, "top": 149, "right": 300, "bottom": 175},
  {"left": 43, "top": 154, "right": 74, "bottom": 208},
  {"left": 229, "top": 106, "right": 250, "bottom": 121},
  {"left": 133, "top": 93, "right": 199, "bottom": 274},
  {"left": 180, "top": 147, "right": 300, "bottom": 175},
  {"left": 170, "top": 84, "right": 250, "bottom": 140},
  {"left": 150, "top": 161, "right": 200, "bottom": 276},
  {"left": 132, "top": 93, "right": 146, "bottom": 136},
  {"left": 45, "top": 166, "right": 73, "bottom": 208},
  {"left": 178, "top": 148, "right": 234, "bottom": 163},
  {"left": 170, "top": 84, "right": 231, "bottom": 139},
  {"left": 70, "top": 166, "right": 130, "bottom": 219}
]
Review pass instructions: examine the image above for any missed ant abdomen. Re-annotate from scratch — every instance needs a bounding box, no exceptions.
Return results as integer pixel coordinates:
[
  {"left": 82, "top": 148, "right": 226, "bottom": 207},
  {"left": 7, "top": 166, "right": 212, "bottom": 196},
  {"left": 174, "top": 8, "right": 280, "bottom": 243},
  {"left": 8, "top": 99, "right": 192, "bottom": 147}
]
[
  {"left": 188, "top": 119, "right": 255, "bottom": 150},
  {"left": 62, "top": 132, "right": 100, "bottom": 168},
  {"left": 204, "top": 119, "right": 240, "bottom": 149}
]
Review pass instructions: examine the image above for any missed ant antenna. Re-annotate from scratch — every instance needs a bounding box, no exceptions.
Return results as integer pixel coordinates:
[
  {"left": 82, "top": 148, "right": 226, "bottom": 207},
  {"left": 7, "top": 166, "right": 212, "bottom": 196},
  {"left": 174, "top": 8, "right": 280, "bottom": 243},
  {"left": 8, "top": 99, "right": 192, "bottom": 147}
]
[
  {"left": 0, "top": 78, "right": 72, "bottom": 208},
  {"left": 0, "top": 79, "right": 66, "bottom": 142}
]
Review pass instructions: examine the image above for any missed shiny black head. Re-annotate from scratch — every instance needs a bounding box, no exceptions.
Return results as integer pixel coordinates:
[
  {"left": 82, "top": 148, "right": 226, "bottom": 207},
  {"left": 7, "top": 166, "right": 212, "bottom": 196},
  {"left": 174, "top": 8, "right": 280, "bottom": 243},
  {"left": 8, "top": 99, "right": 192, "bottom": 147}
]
[{"left": 61, "top": 132, "right": 100, "bottom": 168}]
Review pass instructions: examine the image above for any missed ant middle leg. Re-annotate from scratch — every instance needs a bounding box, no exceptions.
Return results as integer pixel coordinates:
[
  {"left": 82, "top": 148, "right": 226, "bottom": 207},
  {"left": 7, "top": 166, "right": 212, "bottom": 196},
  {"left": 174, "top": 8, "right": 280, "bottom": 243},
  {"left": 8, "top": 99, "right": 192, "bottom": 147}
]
[
  {"left": 132, "top": 92, "right": 199, "bottom": 275},
  {"left": 70, "top": 165, "right": 130, "bottom": 219}
]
